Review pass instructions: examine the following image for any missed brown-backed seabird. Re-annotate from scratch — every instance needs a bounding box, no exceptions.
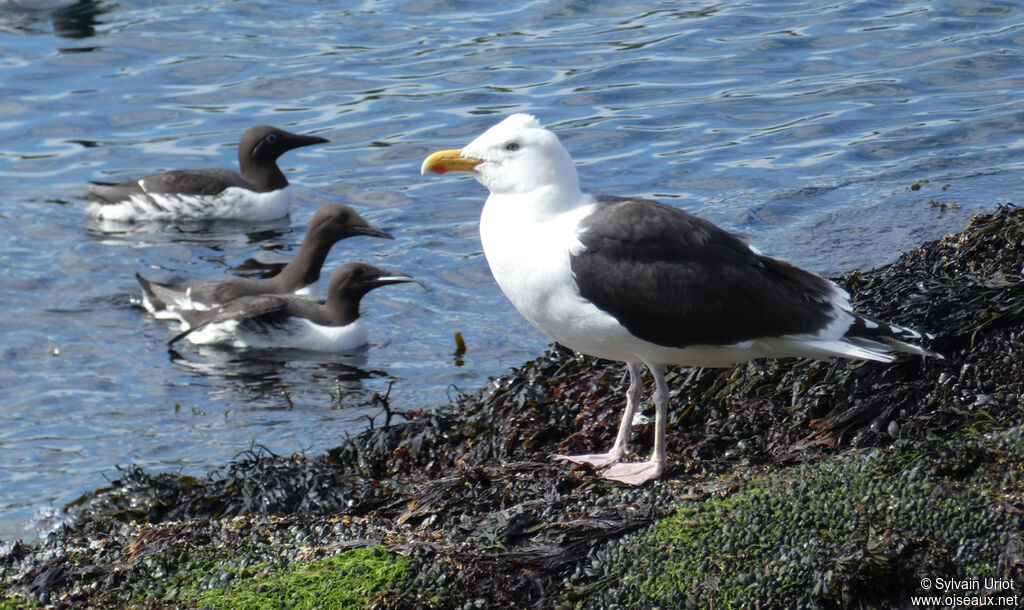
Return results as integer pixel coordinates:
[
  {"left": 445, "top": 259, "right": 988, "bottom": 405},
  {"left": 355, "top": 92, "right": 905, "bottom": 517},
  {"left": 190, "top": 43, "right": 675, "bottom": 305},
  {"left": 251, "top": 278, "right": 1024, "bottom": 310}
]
[
  {"left": 137, "top": 203, "right": 393, "bottom": 327},
  {"left": 86, "top": 125, "right": 328, "bottom": 221},
  {"left": 170, "top": 262, "right": 415, "bottom": 351}
]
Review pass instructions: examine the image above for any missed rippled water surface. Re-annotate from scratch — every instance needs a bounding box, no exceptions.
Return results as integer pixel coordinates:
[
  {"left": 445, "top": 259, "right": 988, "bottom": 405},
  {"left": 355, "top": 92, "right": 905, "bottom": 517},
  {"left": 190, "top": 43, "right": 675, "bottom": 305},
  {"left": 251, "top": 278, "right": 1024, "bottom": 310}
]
[{"left": 1, "top": 0, "right": 1021, "bottom": 540}]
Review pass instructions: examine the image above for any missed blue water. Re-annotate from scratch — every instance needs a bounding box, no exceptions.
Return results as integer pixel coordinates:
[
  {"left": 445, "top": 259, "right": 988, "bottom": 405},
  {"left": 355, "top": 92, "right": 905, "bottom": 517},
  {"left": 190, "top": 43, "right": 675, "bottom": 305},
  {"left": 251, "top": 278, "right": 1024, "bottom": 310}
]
[{"left": 1, "top": 0, "right": 1020, "bottom": 541}]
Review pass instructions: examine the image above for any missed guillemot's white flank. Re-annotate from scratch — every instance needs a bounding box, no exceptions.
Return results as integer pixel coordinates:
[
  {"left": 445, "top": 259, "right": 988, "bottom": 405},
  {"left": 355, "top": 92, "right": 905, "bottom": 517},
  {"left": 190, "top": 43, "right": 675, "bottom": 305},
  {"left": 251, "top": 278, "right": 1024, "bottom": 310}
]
[
  {"left": 170, "top": 262, "right": 415, "bottom": 351},
  {"left": 85, "top": 125, "right": 328, "bottom": 222},
  {"left": 136, "top": 203, "right": 394, "bottom": 328},
  {"left": 421, "top": 113, "right": 939, "bottom": 486}
]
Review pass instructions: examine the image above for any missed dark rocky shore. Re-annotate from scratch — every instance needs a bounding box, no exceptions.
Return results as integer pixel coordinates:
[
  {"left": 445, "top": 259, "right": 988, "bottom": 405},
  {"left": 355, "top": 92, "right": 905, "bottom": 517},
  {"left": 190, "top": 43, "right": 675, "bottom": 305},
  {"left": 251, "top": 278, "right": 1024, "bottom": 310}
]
[{"left": 3, "top": 204, "right": 1023, "bottom": 609}]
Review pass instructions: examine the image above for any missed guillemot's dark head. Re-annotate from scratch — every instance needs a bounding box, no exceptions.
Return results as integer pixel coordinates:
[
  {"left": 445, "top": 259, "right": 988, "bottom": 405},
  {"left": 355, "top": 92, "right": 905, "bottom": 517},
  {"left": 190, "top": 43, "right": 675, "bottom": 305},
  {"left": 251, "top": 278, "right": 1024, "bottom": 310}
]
[
  {"left": 307, "top": 203, "right": 394, "bottom": 242},
  {"left": 238, "top": 125, "right": 329, "bottom": 191},
  {"left": 330, "top": 262, "right": 415, "bottom": 297}
]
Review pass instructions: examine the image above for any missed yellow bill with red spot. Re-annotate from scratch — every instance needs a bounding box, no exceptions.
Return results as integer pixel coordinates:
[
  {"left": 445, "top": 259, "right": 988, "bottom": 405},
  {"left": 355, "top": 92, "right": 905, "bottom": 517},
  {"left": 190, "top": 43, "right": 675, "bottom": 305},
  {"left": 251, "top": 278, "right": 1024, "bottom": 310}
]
[{"left": 420, "top": 149, "right": 482, "bottom": 175}]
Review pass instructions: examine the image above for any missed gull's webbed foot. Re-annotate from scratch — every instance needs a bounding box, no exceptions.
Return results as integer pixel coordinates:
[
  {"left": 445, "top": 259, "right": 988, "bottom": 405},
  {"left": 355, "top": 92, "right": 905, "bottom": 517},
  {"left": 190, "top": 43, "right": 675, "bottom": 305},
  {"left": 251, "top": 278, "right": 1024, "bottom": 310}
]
[
  {"left": 552, "top": 449, "right": 624, "bottom": 470},
  {"left": 601, "top": 459, "right": 663, "bottom": 486}
]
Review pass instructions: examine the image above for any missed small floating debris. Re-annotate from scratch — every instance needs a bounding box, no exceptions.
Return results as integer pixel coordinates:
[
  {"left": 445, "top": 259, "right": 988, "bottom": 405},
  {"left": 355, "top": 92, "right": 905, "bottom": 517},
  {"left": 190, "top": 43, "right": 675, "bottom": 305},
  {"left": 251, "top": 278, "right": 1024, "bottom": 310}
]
[{"left": 453, "top": 331, "right": 467, "bottom": 366}]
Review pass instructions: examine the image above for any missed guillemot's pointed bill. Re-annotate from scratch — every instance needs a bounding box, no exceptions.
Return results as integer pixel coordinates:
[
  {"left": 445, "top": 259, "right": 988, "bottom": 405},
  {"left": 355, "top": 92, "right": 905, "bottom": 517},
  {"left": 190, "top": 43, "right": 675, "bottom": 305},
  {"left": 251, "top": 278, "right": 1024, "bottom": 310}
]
[
  {"left": 85, "top": 125, "right": 329, "bottom": 222},
  {"left": 137, "top": 203, "right": 393, "bottom": 326},
  {"left": 422, "top": 113, "right": 940, "bottom": 486},
  {"left": 170, "top": 262, "right": 415, "bottom": 351}
]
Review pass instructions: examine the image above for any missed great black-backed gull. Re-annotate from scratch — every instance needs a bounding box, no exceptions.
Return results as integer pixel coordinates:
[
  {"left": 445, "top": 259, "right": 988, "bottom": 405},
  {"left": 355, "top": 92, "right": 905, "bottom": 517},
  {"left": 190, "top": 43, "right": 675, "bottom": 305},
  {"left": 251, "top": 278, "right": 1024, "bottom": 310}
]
[{"left": 421, "top": 113, "right": 938, "bottom": 485}]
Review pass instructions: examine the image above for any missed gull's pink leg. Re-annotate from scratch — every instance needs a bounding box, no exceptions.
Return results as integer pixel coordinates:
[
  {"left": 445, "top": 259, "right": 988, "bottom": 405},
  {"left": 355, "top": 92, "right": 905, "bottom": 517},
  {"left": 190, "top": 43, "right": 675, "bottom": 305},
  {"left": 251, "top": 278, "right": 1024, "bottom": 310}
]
[
  {"left": 603, "top": 363, "right": 667, "bottom": 485},
  {"left": 553, "top": 362, "right": 644, "bottom": 469}
]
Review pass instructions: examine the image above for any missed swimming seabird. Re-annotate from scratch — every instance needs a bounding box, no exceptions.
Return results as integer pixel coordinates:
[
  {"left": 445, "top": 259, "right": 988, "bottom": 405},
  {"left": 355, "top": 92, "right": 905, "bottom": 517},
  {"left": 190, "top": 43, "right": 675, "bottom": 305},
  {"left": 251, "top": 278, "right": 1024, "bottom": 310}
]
[
  {"left": 421, "top": 113, "right": 939, "bottom": 485},
  {"left": 137, "top": 203, "right": 393, "bottom": 326},
  {"left": 170, "top": 262, "right": 415, "bottom": 351},
  {"left": 85, "top": 125, "right": 328, "bottom": 222}
]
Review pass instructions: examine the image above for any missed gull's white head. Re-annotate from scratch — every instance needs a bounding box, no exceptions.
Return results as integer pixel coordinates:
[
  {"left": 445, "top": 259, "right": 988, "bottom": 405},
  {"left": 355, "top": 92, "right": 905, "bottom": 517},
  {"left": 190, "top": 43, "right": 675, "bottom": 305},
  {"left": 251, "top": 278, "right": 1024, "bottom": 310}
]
[{"left": 421, "top": 114, "right": 580, "bottom": 197}]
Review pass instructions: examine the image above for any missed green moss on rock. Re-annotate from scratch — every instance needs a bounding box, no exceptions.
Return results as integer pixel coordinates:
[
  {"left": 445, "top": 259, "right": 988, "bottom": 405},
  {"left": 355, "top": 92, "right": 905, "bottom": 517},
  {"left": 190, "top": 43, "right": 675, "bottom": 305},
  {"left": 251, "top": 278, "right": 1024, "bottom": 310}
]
[
  {"left": 171, "top": 546, "right": 409, "bottom": 610},
  {"left": 0, "top": 594, "right": 38, "bottom": 610},
  {"left": 577, "top": 428, "right": 1023, "bottom": 609}
]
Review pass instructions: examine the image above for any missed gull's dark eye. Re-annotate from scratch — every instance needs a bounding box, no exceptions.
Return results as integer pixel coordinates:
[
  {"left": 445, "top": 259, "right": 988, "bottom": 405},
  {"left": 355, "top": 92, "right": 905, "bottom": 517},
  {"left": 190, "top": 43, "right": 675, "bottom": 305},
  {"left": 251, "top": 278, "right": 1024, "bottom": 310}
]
[
  {"left": 266, "top": 133, "right": 279, "bottom": 144},
  {"left": 505, "top": 142, "right": 520, "bottom": 151}
]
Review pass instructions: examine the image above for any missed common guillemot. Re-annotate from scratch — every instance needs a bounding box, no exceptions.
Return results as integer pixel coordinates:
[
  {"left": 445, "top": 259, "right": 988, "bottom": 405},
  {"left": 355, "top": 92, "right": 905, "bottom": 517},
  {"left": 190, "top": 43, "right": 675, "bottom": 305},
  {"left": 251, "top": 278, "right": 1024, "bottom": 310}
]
[
  {"left": 86, "top": 125, "right": 328, "bottom": 222},
  {"left": 421, "top": 113, "right": 939, "bottom": 485},
  {"left": 137, "top": 203, "right": 393, "bottom": 327},
  {"left": 170, "top": 262, "right": 415, "bottom": 351}
]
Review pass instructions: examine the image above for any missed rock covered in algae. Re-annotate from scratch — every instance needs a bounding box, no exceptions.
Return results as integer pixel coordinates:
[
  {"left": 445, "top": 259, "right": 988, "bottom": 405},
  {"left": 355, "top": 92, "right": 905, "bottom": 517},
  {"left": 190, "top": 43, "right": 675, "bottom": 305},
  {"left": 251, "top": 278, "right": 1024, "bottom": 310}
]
[
  {"left": 571, "top": 428, "right": 1024, "bottom": 609},
  {"left": 1, "top": 205, "right": 1022, "bottom": 609}
]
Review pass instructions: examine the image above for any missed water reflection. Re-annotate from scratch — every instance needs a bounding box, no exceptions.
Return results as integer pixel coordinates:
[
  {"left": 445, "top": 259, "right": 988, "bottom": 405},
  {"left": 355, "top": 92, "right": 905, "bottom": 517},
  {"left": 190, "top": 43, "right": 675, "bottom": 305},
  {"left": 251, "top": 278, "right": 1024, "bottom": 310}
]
[
  {"left": 0, "top": 0, "right": 105, "bottom": 39},
  {"left": 83, "top": 214, "right": 294, "bottom": 241},
  {"left": 52, "top": 0, "right": 104, "bottom": 39},
  {"left": 167, "top": 343, "right": 392, "bottom": 413}
]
